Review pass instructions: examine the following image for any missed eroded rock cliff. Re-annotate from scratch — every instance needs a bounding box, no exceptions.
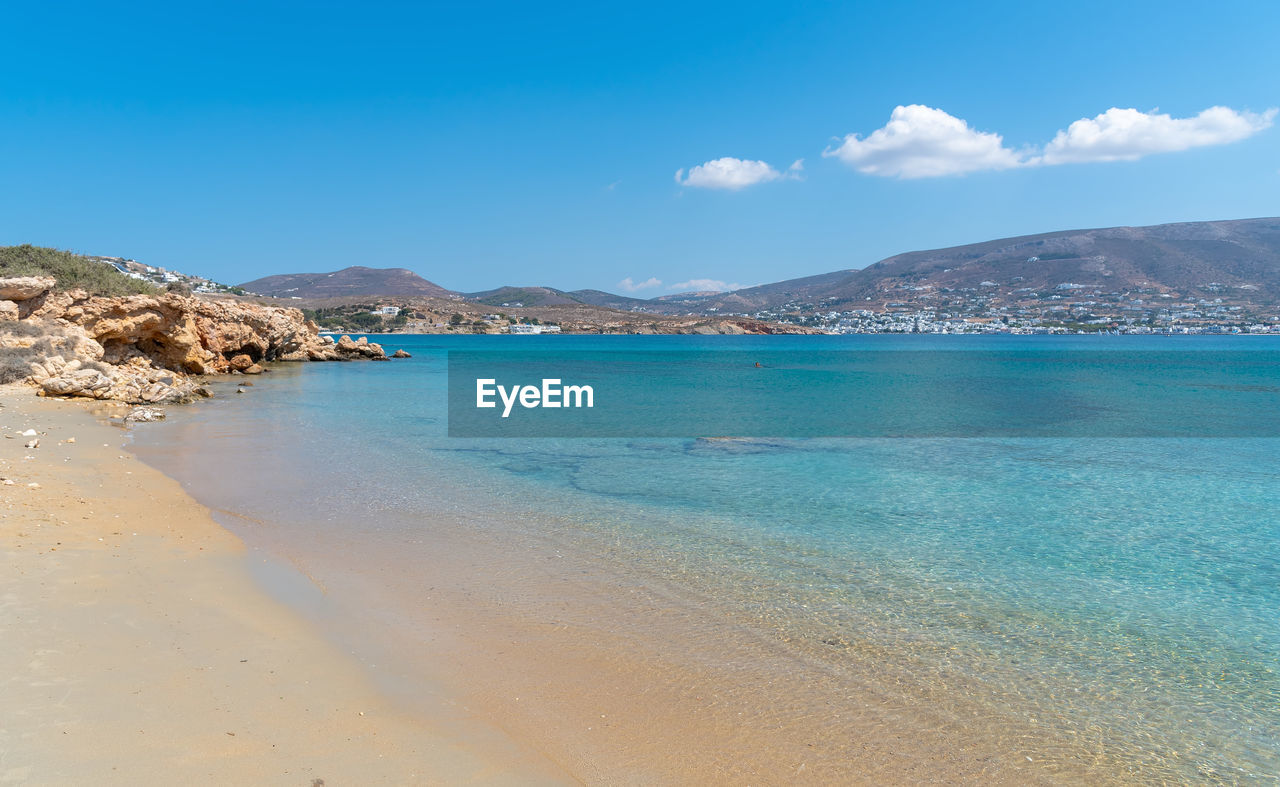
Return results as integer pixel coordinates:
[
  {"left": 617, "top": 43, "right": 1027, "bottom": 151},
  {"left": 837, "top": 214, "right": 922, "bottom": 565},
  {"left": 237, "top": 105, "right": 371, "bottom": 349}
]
[{"left": 1, "top": 277, "right": 387, "bottom": 404}]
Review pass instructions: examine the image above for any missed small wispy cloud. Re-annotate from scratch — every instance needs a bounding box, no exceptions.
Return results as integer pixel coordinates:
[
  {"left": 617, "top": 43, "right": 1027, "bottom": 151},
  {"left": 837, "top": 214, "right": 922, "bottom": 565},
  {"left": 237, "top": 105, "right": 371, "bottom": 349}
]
[
  {"left": 618, "top": 276, "right": 662, "bottom": 292},
  {"left": 670, "top": 278, "right": 744, "bottom": 292},
  {"left": 826, "top": 104, "right": 1276, "bottom": 178},
  {"left": 675, "top": 157, "right": 802, "bottom": 190}
]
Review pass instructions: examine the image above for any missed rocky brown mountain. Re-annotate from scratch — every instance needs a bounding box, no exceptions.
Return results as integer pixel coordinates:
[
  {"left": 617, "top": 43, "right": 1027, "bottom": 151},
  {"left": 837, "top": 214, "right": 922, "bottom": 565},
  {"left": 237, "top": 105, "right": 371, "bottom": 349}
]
[
  {"left": 240, "top": 266, "right": 455, "bottom": 299},
  {"left": 693, "top": 217, "right": 1280, "bottom": 312}
]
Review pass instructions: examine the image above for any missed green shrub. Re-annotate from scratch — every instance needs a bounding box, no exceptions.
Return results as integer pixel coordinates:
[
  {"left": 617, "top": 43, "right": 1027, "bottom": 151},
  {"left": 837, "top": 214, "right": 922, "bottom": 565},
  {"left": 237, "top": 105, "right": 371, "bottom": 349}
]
[{"left": 0, "top": 245, "right": 159, "bottom": 296}]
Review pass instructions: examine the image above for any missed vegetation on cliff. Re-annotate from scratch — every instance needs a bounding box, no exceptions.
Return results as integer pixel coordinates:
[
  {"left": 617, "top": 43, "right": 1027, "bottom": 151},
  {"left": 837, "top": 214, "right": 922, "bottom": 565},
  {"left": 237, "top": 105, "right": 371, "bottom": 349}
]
[{"left": 0, "top": 245, "right": 159, "bottom": 297}]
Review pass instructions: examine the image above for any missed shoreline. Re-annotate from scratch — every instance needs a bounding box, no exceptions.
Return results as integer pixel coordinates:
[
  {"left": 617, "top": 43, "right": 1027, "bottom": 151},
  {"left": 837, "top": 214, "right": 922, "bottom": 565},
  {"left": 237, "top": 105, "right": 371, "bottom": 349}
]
[
  {"left": 0, "top": 385, "right": 568, "bottom": 785},
  {"left": 9, "top": 352, "right": 1267, "bottom": 784},
  {"left": 116, "top": 362, "right": 1130, "bottom": 785},
  {"left": 4, "top": 378, "right": 1045, "bottom": 786}
]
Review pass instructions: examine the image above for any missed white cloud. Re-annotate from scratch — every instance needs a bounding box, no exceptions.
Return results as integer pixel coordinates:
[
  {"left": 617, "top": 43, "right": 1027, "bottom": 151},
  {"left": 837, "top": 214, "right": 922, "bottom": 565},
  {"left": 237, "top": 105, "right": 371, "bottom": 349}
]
[
  {"left": 670, "top": 278, "right": 745, "bottom": 292},
  {"left": 675, "top": 157, "right": 801, "bottom": 190},
  {"left": 617, "top": 276, "right": 662, "bottom": 292},
  {"left": 823, "top": 105, "right": 1025, "bottom": 178},
  {"left": 826, "top": 104, "right": 1276, "bottom": 179},
  {"left": 1036, "top": 106, "right": 1276, "bottom": 165}
]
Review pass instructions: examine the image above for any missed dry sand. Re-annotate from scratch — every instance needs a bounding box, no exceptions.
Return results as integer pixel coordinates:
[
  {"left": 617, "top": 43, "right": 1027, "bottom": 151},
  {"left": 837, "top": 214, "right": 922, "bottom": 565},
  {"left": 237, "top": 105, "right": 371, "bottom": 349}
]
[{"left": 0, "top": 386, "right": 569, "bottom": 786}]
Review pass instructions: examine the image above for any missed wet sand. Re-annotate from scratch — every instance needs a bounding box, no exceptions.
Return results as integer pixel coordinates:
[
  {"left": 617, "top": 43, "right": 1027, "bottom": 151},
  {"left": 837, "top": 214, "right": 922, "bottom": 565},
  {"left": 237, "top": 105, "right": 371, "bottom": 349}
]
[
  {"left": 0, "top": 386, "right": 567, "bottom": 785},
  {"left": 264, "top": 511, "right": 1120, "bottom": 785}
]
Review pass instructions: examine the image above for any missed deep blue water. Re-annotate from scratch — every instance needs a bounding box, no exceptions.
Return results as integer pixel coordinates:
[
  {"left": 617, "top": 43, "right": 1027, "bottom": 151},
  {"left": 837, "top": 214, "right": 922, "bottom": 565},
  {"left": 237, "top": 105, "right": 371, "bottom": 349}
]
[{"left": 132, "top": 335, "right": 1280, "bottom": 780}]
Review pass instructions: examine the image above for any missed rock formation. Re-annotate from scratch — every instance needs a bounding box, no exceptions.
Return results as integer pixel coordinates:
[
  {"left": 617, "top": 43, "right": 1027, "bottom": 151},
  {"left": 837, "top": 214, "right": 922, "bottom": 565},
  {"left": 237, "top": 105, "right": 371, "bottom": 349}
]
[
  {"left": 0, "top": 276, "right": 56, "bottom": 301},
  {"left": 1, "top": 276, "right": 390, "bottom": 404}
]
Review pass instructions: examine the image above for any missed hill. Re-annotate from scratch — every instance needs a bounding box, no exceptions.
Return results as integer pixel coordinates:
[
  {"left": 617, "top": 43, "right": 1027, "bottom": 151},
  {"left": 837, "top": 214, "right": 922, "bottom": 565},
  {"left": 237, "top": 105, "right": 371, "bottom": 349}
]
[
  {"left": 463, "top": 286, "right": 580, "bottom": 308},
  {"left": 565, "top": 289, "right": 692, "bottom": 314},
  {"left": 696, "top": 217, "right": 1280, "bottom": 313},
  {"left": 204, "top": 217, "right": 1280, "bottom": 334},
  {"left": 464, "top": 286, "right": 692, "bottom": 314},
  {"left": 240, "top": 266, "right": 455, "bottom": 299},
  {"left": 0, "top": 244, "right": 159, "bottom": 297}
]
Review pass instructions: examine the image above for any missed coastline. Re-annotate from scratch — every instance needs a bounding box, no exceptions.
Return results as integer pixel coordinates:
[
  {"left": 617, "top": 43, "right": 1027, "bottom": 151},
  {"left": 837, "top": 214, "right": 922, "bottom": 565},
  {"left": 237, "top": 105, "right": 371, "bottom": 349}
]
[
  {"left": 2, "top": 377, "right": 1049, "bottom": 786},
  {"left": 0, "top": 384, "right": 567, "bottom": 785},
  {"left": 117, "top": 353, "right": 1137, "bottom": 785},
  {"left": 8, "top": 332, "right": 1276, "bottom": 785}
]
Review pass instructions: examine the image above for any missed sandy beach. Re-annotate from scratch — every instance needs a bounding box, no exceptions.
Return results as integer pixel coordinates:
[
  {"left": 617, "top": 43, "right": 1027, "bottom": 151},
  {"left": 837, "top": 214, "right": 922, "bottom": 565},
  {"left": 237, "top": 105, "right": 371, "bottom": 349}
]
[
  {"left": 0, "top": 380, "right": 1108, "bottom": 787},
  {"left": 0, "top": 386, "right": 567, "bottom": 786},
  {"left": 4, "top": 367, "right": 1260, "bottom": 785}
]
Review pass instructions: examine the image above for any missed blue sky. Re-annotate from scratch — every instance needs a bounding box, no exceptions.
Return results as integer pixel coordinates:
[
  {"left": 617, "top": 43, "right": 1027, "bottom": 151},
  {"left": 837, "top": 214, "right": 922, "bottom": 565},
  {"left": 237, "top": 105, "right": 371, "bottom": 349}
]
[{"left": 2, "top": 1, "right": 1276, "bottom": 293}]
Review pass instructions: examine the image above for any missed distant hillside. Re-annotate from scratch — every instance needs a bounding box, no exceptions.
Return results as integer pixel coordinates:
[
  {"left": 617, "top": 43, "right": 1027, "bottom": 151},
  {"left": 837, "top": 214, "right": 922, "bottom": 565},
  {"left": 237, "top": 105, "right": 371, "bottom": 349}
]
[
  {"left": 653, "top": 290, "right": 723, "bottom": 301},
  {"left": 463, "top": 285, "right": 581, "bottom": 308},
  {"left": 232, "top": 217, "right": 1280, "bottom": 318},
  {"left": 465, "top": 286, "right": 694, "bottom": 314},
  {"left": 695, "top": 217, "right": 1280, "bottom": 312},
  {"left": 240, "top": 266, "right": 455, "bottom": 298},
  {"left": 565, "top": 289, "right": 692, "bottom": 314},
  {"left": 0, "top": 244, "right": 158, "bottom": 296}
]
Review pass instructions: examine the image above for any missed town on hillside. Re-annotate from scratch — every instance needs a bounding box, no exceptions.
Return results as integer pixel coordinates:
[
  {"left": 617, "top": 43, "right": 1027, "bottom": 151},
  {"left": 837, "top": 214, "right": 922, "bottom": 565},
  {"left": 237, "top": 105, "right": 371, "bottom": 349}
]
[{"left": 744, "top": 280, "right": 1280, "bottom": 335}]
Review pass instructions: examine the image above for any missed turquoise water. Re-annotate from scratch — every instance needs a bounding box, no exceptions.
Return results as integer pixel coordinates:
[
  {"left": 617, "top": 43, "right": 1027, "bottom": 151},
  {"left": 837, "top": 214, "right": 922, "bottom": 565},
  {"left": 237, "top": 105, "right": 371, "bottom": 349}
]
[{"left": 132, "top": 335, "right": 1280, "bottom": 781}]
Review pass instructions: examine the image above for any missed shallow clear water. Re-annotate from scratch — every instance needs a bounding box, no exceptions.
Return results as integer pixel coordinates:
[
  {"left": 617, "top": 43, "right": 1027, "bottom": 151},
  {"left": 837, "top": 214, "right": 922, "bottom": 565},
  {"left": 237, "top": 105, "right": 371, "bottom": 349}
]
[{"left": 132, "top": 335, "right": 1280, "bottom": 782}]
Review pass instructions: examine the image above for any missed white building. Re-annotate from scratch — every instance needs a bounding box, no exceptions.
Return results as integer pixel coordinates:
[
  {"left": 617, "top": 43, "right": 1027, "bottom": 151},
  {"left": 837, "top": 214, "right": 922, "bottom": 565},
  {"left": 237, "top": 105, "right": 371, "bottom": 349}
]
[{"left": 508, "top": 323, "right": 561, "bottom": 334}]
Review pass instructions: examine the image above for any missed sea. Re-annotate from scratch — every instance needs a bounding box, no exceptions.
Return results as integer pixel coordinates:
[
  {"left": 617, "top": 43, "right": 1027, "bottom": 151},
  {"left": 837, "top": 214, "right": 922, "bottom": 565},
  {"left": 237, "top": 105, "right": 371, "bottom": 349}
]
[{"left": 129, "top": 335, "right": 1280, "bottom": 783}]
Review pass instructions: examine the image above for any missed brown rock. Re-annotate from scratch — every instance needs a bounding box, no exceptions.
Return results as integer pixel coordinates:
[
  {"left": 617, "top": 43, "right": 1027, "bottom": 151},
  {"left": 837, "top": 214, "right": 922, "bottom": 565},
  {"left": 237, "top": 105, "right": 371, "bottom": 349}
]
[
  {"left": 26, "top": 293, "right": 339, "bottom": 373},
  {"left": 41, "top": 368, "right": 114, "bottom": 398},
  {"left": 0, "top": 276, "right": 56, "bottom": 300},
  {"left": 392, "top": 349, "right": 412, "bottom": 358},
  {"left": 124, "top": 406, "right": 166, "bottom": 422},
  {"left": 333, "top": 334, "right": 386, "bottom": 360},
  {"left": 15, "top": 290, "right": 389, "bottom": 404}
]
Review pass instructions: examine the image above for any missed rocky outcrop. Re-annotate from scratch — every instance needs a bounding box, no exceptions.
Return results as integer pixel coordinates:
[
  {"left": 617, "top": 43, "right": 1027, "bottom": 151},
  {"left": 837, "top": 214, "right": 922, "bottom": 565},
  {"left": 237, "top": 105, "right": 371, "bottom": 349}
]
[
  {"left": 14, "top": 281, "right": 388, "bottom": 372},
  {"left": 0, "top": 276, "right": 56, "bottom": 301},
  {"left": 26, "top": 355, "right": 212, "bottom": 403},
  {"left": 335, "top": 334, "right": 385, "bottom": 359},
  {"left": 1, "top": 276, "right": 393, "bottom": 405}
]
